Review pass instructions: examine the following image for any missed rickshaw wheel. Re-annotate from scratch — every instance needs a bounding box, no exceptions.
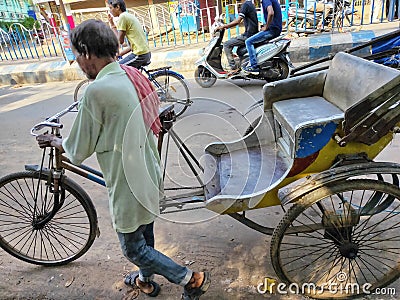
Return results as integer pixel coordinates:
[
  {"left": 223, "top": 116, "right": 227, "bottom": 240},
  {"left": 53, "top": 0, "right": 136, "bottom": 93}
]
[{"left": 270, "top": 179, "right": 400, "bottom": 299}]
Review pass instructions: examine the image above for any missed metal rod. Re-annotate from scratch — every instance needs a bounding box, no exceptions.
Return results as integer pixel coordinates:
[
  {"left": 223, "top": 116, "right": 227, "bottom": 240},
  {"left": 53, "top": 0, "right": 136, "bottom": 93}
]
[
  {"left": 168, "top": 129, "right": 204, "bottom": 187},
  {"left": 169, "top": 128, "right": 204, "bottom": 172},
  {"left": 229, "top": 212, "right": 274, "bottom": 235}
]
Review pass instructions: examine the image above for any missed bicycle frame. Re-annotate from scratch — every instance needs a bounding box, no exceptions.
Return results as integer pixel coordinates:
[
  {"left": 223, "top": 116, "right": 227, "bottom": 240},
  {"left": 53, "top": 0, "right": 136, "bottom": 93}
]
[
  {"left": 30, "top": 101, "right": 206, "bottom": 215},
  {"left": 141, "top": 66, "right": 192, "bottom": 108},
  {"left": 74, "top": 66, "right": 192, "bottom": 116}
]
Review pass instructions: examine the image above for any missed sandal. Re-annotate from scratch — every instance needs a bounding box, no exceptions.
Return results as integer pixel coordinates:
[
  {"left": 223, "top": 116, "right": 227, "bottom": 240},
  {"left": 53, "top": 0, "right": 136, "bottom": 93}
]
[
  {"left": 124, "top": 271, "right": 161, "bottom": 297},
  {"left": 182, "top": 271, "right": 211, "bottom": 300}
]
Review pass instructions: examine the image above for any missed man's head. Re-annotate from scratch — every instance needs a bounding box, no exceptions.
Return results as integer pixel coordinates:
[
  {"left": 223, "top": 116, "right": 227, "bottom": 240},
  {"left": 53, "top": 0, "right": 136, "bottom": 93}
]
[
  {"left": 108, "top": 0, "right": 126, "bottom": 16},
  {"left": 70, "top": 19, "right": 119, "bottom": 79}
]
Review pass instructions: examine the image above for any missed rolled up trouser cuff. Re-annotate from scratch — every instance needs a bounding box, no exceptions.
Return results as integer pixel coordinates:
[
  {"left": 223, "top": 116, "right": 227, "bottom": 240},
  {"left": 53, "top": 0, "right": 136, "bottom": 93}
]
[
  {"left": 139, "top": 271, "right": 155, "bottom": 283},
  {"left": 179, "top": 268, "right": 193, "bottom": 286}
]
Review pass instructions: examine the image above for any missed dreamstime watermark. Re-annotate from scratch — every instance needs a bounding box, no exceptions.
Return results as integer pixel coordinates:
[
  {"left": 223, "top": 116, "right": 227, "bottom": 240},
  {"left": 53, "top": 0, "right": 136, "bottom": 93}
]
[{"left": 257, "top": 272, "right": 396, "bottom": 296}]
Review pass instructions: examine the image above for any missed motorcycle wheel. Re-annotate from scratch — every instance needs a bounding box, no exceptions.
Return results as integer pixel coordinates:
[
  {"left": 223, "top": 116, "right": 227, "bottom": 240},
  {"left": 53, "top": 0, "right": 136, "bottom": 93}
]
[
  {"left": 194, "top": 66, "right": 217, "bottom": 88},
  {"left": 266, "top": 59, "right": 290, "bottom": 82}
]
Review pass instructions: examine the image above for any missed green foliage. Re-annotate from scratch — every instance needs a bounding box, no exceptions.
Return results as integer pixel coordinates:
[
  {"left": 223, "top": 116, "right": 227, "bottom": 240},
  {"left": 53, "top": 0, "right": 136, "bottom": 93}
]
[
  {"left": 0, "top": 17, "right": 40, "bottom": 31},
  {"left": 0, "top": 20, "right": 12, "bottom": 31},
  {"left": 20, "top": 16, "right": 38, "bottom": 29}
]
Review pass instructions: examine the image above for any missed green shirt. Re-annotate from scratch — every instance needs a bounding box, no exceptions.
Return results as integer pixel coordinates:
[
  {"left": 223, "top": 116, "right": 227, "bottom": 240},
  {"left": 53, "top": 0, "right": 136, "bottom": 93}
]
[
  {"left": 62, "top": 62, "right": 161, "bottom": 233},
  {"left": 117, "top": 12, "right": 150, "bottom": 56}
]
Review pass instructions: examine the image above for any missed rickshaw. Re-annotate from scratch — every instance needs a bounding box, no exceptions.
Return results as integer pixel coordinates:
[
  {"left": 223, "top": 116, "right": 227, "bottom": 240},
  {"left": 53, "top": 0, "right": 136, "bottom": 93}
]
[{"left": 0, "top": 52, "right": 399, "bottom": 298}]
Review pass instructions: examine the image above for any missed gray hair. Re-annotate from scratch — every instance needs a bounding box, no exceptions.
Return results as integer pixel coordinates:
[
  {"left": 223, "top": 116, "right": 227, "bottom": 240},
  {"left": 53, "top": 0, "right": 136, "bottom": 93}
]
[{"left": 70, "top": 19, "right": 119, "bottom": 58}]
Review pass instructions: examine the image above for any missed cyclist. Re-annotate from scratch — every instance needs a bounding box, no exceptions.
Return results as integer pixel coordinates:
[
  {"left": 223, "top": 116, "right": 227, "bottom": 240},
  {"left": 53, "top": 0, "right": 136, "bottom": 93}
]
[{"left": 107, "top": 0, "right": 151, "bottom": 68}]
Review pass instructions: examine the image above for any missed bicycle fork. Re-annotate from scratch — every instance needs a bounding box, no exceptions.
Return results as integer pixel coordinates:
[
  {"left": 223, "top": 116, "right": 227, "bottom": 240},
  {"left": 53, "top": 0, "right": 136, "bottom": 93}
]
[{"left": 32, "top": 147, "right": 65, "bottom": 230}]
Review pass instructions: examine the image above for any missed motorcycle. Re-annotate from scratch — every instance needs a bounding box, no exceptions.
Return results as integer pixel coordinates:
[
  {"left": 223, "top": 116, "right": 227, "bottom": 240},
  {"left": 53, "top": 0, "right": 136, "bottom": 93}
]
[
  {"left": 194, "top": 18, "right": 293, "bottom": 88},
  {"left": 287, "top": 0, "right": 358, "bottom": 31}
]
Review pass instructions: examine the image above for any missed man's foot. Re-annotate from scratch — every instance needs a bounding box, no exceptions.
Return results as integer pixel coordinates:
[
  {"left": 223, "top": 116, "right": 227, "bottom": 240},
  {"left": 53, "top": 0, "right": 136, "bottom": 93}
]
[
  {"left": 124, "top": 271, "right": 161, "bottom": 297},
  {"left": 182, "top": 271, "right": 211, "bottom": 300},
  {"left": 227, "top": 68, "right": 240, "bottom": 76},
  {"left": 135, "top": 277, "right": 158, "bottom": 295},
  {"left": 243, "top": 65, "right": 260, "bottom": 74}
]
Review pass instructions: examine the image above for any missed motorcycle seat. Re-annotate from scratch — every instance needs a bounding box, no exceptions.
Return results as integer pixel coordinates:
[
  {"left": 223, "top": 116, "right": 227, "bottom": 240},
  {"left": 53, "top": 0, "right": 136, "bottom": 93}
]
[
  {"left": 236, "top": 41, "right": 267, "bottom": 57},
  {"left": 236, "top": 34, "right": 285, "bottom": 57}
]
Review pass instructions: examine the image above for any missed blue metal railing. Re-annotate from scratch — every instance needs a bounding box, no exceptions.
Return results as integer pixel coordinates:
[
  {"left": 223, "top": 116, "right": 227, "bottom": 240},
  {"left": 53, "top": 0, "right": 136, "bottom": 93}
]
[
  {"left": 2, "top": 2, "right": 399, "bottom": 62},
  {"left": 0, "top": 21, "right": 64, "bottom": 62}
]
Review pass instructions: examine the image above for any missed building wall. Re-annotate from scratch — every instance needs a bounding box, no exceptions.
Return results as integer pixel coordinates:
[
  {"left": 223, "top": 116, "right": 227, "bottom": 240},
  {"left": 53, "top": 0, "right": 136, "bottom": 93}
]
[
  {"left": 70, "top": 0, "right": 166, "bottom": 10},
  {"left": 0, "top": 0, "right": 30, "bottom": 22}
]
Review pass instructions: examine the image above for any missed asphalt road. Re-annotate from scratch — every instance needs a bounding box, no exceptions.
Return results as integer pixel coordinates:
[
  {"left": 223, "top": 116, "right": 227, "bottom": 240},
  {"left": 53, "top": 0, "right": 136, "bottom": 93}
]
[{"left": 0, "top": 78, "right": 400, "bottom": 300}]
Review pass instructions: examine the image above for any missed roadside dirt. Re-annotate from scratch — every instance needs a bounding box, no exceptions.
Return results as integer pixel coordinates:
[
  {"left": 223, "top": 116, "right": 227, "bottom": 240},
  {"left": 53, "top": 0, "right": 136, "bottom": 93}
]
[
  {"left": 0, "top": 81, "right": 292, "bottom": 300},
  {"left": 2, "top": 81, "right": 400, "bottom": 300},
  {"left": 0, "top": 169, "right": 292, "bottom": 300}
]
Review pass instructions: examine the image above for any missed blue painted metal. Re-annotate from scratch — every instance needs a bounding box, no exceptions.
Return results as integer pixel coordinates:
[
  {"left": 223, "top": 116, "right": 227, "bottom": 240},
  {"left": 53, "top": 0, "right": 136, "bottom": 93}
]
[
  {"left": 296, "top": 122, "right": 338, "bottom": 158},
  {"left": 87, "top": 174, "right": 106, "bottom": 186},
  {"left": 152, "top": 68, "right": 185, "bottom": 79}
]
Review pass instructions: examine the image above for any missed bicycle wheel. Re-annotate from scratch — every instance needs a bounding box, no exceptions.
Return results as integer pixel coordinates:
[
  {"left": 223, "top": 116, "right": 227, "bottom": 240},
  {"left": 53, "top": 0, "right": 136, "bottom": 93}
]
[
  {"left": 151, "top": 70, "right": 190, "bottom": 117},
  {"left": 271, "top": 179, "right": 400, "bottom": 298},
  {"left": 0, "top": 171, "right": 98, "bottom": 266},
  {"left": 73, "top": 79, "right": 90, "bottom": 102}
]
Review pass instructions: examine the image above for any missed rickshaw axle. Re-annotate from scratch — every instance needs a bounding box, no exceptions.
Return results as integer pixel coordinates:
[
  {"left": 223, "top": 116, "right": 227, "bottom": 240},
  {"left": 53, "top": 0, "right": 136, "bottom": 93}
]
[{"left": 339, "top": 242, "right": 359, "bottom": 259}]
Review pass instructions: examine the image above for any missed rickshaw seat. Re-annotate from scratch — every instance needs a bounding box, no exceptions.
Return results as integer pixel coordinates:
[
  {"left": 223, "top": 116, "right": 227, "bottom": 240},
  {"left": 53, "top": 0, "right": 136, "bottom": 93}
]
[
  {"left": 203, "top": 115, "right": 292, "bottom": 213},
  {"left": 204, "top": 52, "right": 400, "bottom": 214}
]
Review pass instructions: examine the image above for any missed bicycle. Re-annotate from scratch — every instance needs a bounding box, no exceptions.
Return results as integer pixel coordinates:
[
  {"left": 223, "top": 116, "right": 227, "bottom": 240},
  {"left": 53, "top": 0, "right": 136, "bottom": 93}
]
[
  {"left": 74, "top": 65, "right": 191, "bottom": 117},
  {"left": 0, "top": 100, "right": 203, "bottom": 266}
]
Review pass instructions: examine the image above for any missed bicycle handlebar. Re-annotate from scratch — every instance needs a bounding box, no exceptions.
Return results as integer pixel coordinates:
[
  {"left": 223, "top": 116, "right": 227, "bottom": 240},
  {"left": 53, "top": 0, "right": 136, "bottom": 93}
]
[
  {"left": 30, "top": 101, "right": 79, "bottom": 136},
  {"left": 30, "top": 121, "right": 63, "bottom": 136}
]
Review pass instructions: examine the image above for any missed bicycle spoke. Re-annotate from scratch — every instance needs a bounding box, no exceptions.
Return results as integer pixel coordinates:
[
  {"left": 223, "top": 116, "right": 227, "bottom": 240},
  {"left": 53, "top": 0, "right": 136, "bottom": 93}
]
[
  {"left": 0, "top": 172, "right": 96, "bottom": 265},
  {"left": 271, "top": 180, "right": 400, "bottom": 298}
]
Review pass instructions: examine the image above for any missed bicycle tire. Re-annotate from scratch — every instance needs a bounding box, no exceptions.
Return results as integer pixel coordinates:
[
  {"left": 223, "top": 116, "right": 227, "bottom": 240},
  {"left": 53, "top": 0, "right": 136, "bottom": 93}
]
[
  {"left": 151, "top": 70, "right": 190, "bottom": 117},
  {"left": 0, "top": 171, "right": 98, "bottom": 266},
  {"left": 73, "top": 79, "right": 90, "bottom": 102},
  {"left": 270, "top": 179, "right": 400, "bottom": 298}
]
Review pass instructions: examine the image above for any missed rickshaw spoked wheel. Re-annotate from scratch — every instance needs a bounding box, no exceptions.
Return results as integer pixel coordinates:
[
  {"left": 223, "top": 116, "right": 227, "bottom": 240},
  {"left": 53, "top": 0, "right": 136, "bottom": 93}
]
[{"left": 270, "top": 179, "right": 400, "bottom": 298}]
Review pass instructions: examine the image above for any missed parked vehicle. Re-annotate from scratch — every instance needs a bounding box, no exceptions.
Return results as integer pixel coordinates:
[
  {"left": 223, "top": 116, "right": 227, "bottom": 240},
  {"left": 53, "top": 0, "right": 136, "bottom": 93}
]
[
  {"left": 194, "top": 28, "right": 293, "bottom": 88},
  {"left": 372, "top": 34, "right": 400, "bottom": 69},
  {"left": 287, "top": 0, "right": 357, "bottom": 31},
  {"left": 31, "top": 29, "right": 45, "bottom": 44}
]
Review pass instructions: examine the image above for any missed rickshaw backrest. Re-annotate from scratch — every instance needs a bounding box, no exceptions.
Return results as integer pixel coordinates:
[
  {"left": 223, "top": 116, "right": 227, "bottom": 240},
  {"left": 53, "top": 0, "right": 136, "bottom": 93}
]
[
  {"left": 323, "top": 53, "right": 400, "bottom": 145},
  {"left": 263, "top": 52, "right": 400, "bottom": 159},
  {"left": 323, "top": 52, "right": 400, "bottom": 111},
  {"left": 340, "top": 75, "right": 400, "bottom": 145}
]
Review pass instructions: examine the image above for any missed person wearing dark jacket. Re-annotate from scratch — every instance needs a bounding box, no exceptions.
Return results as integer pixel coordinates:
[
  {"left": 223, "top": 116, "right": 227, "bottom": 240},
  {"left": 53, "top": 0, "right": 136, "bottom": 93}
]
[
  {"left": 216, "top": 0, "right": 259, "bottom": 71},
  {"left": 243, "top": 0, "right": 282, "bottom": 73}
]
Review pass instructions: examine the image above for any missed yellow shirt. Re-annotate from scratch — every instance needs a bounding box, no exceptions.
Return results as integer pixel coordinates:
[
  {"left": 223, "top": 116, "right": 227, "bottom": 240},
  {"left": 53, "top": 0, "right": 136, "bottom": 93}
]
[
  {"left": 117, "top": 12, "right": 150, "bottom": 56},
  {"left": 62, "top": 62, "right": 161, "bottom": 233}
]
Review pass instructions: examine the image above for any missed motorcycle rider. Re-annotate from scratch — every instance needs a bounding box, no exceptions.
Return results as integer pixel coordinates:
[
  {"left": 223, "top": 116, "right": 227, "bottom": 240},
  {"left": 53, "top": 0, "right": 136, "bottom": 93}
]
[
  {"left": 243, "top": 0, "right": 282, "bottom": 73},
  {"left": 215, "top": 0, "right": 259, "bottom": 73}
]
